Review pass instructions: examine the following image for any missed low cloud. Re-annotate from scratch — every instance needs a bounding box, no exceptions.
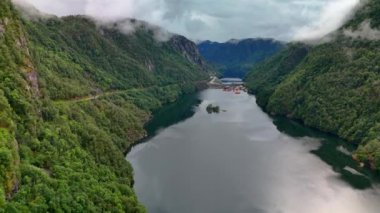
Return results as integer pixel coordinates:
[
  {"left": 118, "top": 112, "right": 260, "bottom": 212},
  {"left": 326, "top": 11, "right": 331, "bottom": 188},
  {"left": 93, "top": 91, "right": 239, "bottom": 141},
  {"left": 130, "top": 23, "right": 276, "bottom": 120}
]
[
  {"left": 344, "top": 20, "right": 380, "bottom": 40},
  {"left": 293, "top": 0, "right": 360, "bottom": 41},
  {"left": 100, "top": 19, "right": 174, "bottom": 42},
  {"left": 12, "top": 0, "right": 54, "bottom": 20},
  {"left": 13, "top": 0, "right": 362, "bottom": 42}
]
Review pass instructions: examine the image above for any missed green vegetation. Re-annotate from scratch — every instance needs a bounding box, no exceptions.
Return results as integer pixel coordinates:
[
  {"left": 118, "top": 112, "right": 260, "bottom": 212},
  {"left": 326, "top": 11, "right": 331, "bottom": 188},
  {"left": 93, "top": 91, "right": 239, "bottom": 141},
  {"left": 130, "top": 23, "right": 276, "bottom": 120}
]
[
  {"left": 245, "top": 43, "right": 309, "bottom": 107},
  {"left": 246, "top": 0, "right": 380, "bottom": 171},
  {"left": 0, "top": 0, "right": 208, "bottom": 211},
  {"left": 24, "top": 16, "right": 207, "bottom": 100},
  {"left": 206, "top": 104, "right": 220, "bottom": 114},
  {"left": 345, "top": 0, "right": 380, "bottom": 29}
]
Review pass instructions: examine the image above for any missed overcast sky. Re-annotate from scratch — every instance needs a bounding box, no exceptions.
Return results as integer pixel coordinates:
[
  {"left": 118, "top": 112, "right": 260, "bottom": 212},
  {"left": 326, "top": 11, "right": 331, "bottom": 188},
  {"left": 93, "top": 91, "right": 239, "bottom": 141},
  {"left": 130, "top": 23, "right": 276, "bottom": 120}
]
[{"left": 14, "top": 0, "right": 361, "bottom": 42}]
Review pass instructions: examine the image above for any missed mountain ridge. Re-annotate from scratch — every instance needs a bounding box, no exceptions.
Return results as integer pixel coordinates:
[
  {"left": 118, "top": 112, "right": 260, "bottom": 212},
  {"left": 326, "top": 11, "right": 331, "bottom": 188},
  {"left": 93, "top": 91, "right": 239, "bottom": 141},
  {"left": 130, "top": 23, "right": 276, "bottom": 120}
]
[{"left": 198, "top": 38, "right": 284, "bottom": 78}]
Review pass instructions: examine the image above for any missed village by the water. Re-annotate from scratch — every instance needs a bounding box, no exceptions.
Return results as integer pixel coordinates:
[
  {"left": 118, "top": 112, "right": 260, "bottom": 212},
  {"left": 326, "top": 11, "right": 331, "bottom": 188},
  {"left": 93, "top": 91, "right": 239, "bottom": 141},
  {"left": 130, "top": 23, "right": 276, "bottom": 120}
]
[
  {"left": 208, "top": 77, "right": 247, "bottom": 94},
  {"left": 206, "top": 77, "right": 247, "bottom": 114}
]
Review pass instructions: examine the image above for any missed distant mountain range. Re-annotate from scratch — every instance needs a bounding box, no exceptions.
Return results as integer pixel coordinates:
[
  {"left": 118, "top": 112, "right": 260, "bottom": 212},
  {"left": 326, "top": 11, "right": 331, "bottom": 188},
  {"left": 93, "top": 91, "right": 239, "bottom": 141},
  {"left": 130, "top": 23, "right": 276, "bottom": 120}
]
[{"left": 197, "top": 38, "right": 284, "bottom": 78}]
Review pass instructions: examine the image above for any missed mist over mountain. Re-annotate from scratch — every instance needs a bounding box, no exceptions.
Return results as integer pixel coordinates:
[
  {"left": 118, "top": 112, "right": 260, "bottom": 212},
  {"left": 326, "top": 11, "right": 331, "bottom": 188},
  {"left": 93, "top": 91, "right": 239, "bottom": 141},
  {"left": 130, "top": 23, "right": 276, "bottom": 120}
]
[{"left": 14, "top": 0, "right": 361, "bottom": 42}]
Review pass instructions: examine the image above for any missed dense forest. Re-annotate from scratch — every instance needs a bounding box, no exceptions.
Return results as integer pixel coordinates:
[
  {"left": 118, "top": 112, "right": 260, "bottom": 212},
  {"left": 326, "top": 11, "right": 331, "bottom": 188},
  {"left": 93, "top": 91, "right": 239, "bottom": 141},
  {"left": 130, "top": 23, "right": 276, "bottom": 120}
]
[
  {"left": 0, "top": 0, "right": 209, "bottom": 211},
  {"left": 198, "top": 39, "right": 283, "bottom": 77},
  {"left": 246, "top": 0, "right": 380, "bottom": 171}
]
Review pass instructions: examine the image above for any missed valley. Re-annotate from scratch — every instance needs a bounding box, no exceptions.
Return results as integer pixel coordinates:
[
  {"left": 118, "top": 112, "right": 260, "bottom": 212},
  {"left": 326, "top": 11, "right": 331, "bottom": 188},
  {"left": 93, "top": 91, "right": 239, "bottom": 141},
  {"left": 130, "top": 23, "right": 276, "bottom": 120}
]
[{"left": 1, "top": 0, "right": 380, "bottom": 212}]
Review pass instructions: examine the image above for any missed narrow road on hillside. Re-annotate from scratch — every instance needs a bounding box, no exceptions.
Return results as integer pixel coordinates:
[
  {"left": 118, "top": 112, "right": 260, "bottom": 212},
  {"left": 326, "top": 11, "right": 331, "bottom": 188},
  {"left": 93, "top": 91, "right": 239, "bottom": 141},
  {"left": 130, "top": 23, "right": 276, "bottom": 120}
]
[
  {"left": 53, "top": 88, "right": 144, "bottom": 104},
  {"left": 54, "top": 79, "right": 213, "bottom": 104}
]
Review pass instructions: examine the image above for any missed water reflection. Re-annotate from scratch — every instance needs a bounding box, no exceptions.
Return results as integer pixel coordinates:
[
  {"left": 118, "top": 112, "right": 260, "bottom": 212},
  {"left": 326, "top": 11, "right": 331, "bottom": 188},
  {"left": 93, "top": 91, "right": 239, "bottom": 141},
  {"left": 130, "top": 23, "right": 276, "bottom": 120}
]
[
  {"left": 144, "top": 93, "right": 201, "bottom": 139},
  {"left": 273, "top": 117, "right": 377, "bottom": 190},
  {"left": 128, "top": 90, "right": 380, "bottom": 213}
]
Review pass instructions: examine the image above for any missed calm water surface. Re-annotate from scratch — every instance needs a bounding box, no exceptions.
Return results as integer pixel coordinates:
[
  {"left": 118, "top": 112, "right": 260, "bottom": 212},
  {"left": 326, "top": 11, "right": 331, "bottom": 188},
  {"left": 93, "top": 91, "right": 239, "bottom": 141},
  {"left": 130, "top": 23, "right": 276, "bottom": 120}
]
[{"left": 127, "top": 89, "right": 380, "bottom": 213}]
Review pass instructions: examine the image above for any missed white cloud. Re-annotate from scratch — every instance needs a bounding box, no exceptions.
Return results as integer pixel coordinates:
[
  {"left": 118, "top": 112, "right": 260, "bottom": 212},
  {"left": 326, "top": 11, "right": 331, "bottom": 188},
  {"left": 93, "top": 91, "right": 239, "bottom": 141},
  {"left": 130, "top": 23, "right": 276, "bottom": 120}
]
[
  {"left": 13, "top": 0, "right": 362, "bottom": 42},
  {"left": 293, "top": 0, "right": 360, "bottom": 41},
  {"left": 14, "top": 0, "right": 86, "bottom": 16}
]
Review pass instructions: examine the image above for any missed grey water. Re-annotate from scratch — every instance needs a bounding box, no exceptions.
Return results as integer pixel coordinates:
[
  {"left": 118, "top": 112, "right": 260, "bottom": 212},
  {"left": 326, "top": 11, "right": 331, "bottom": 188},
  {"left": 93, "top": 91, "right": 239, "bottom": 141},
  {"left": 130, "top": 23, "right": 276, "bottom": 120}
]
[{"left": 127, "top": 89, "right": 380, "bottom": 213}]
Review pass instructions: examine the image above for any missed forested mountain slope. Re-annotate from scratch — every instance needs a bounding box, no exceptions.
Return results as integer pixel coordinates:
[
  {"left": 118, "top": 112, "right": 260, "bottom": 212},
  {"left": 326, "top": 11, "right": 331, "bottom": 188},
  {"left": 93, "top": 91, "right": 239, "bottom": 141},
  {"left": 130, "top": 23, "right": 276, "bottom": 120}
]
[
  {"left": 198, "top": 39, "right": 284, "bottom": 77},
  {"left": 246, "top": 0, "right": 380, "bottom": 170},
  {"left": 0, "top": 0, "right": 209, "bottom": 211},
  {"left": 25, "top": 16, "right": 209, "bottom": 100}
]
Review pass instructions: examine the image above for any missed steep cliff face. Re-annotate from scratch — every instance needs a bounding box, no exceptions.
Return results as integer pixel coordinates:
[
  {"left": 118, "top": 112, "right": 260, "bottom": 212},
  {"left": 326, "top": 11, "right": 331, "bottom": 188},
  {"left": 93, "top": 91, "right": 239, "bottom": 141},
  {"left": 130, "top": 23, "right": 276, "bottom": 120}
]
[
  {"left": 246, "top": 0, "right": 380, "bottom": 170},
  {"left": 168, "top": 35, "right": 210, "bottom": 72},
  {"left": 198, "top": 38, "right": 284, "bottom": 77},
  {"left": 0, "top": 1, "right": 209, "bottom": 211},
  {"left": 0, "top": 0, "right": 41, "bottom": 201}
]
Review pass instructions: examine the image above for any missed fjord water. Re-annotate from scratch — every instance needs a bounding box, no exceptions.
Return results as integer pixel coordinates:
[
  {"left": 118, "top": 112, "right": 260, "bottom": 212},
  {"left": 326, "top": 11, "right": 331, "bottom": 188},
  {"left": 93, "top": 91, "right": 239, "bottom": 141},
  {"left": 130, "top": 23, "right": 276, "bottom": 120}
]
[{"left": 127, "top": 89, "right": 380, "bottom": 213}]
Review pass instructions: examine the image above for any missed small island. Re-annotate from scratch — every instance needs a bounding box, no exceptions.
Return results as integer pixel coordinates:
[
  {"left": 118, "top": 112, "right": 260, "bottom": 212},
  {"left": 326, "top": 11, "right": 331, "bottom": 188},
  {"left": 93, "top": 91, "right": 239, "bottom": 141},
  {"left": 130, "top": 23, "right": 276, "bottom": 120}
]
[{"left": 206, "top": 104, "right": 220, "bottom": 114}]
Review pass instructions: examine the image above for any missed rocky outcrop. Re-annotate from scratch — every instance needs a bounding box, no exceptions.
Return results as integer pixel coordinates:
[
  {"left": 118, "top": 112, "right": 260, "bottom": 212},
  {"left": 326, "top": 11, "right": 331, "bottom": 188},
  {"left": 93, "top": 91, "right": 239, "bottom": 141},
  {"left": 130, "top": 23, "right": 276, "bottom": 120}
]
[{"left": 168, "top": 35, "right": 210, "bottom": 72}]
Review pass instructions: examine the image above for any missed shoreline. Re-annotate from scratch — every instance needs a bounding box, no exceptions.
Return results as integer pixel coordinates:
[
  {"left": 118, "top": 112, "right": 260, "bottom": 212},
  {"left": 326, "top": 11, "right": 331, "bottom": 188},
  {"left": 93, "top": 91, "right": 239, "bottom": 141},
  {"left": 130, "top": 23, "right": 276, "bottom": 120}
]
[{"left": 246, "top": 89, "right": 380, "bottom": 172}]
